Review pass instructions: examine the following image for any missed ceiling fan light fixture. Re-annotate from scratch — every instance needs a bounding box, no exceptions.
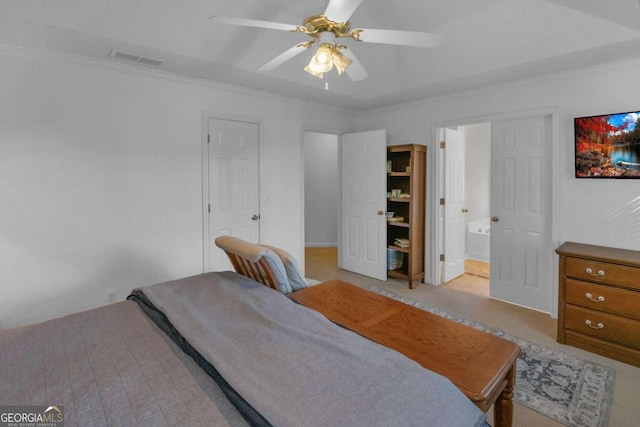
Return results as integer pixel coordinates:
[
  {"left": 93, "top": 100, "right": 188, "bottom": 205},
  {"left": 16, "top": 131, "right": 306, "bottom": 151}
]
[{"left": 305, "top": 43, "right": 354, "bottom": 78}]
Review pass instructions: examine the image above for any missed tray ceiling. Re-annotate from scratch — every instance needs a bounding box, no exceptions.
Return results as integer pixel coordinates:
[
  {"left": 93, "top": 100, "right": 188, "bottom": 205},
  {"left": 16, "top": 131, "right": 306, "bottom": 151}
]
[{"left": 1, "top": 0, "right": 640, "bottom": 111}]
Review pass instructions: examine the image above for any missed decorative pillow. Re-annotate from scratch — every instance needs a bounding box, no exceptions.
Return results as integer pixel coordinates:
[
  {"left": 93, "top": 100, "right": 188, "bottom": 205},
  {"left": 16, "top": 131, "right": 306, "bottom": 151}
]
[
  {"left": 263, "top": 245, "right": 308, "bottom": 292},
  {"left": 260, "top": 249, "right": 293, "bottom": 294}
]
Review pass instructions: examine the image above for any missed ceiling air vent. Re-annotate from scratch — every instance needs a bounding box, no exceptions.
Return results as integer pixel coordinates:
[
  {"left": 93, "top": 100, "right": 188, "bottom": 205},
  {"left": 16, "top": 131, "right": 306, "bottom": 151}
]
[{"left": 109, "top": 49, "right": 165, "bottom": 67}]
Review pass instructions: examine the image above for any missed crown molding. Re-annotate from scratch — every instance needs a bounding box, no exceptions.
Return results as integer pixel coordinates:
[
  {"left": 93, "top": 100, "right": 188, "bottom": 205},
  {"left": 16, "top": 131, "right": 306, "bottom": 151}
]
[{"left": 0, "top": 41, "right": 358, "bottom": 117}]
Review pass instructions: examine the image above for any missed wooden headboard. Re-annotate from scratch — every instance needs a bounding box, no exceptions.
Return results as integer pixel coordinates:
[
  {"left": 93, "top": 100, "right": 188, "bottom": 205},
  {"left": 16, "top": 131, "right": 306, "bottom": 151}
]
[{"left": 214, "top": 236, "right": 282, "bottom": 291}]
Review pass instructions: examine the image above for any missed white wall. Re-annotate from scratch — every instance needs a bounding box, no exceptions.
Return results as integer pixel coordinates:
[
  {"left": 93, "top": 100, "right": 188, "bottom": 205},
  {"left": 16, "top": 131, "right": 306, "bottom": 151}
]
[
  {"left": 461, "top": 123, "right": 491, "bottom": 224},
  {"left": 0, "top": 47, "right": 354, "bottom": 328},
  {"left": 356, "top": 59, "right": 640, "bottom": 313},
  {"left": 304, "top": 132, "right": 339, "bottom": 247},
  {"left": 4, "top": 46, "right": 640, "bottom": 328}
]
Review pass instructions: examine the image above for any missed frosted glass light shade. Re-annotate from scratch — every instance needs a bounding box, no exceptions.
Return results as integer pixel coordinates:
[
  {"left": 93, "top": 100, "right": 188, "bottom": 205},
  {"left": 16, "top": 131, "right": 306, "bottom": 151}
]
[{"left": 333, "top": 51, "right": 352, "bottom": 75}]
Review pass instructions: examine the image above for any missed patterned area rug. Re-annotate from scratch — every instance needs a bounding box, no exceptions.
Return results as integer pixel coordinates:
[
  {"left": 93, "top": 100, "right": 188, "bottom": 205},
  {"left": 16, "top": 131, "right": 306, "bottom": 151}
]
[{"left": 364, "top": 285, "right": 615, "bottom": 427}]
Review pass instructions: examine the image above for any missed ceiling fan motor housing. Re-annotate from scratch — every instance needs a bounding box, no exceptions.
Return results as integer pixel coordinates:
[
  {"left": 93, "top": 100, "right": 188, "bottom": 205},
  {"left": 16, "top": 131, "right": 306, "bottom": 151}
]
[{"left": 300, "top": 14, "right": 352, "bottom": 38}]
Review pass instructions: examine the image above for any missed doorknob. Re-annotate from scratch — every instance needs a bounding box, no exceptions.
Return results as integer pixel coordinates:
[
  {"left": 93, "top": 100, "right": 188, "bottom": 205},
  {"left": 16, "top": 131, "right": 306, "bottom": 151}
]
[
  {"left": 491, "top": 216, "right": 499, "bottom": 222},
  {"left": 377, "top": 210, "right": 384, "bottom": 215},
  {"left": 251, "top": 214, "right": 260, "bottom": 221},
  {"left": 462, "top": 208, "right": 469, "bottom": 213}
]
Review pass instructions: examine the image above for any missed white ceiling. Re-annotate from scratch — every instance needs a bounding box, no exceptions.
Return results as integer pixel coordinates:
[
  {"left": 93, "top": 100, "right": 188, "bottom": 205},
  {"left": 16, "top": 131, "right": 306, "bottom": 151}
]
[{"left": 2, "top": 0, "right": 640, "bottom": 111}]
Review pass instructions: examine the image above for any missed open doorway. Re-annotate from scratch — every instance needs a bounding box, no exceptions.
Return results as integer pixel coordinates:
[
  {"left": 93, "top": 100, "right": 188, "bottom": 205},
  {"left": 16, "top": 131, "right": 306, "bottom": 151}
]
[
  {"left": 303, "top": 131, "right": 339, "bottom": 277},
  {"left": 438, "top": 123, "right": 491, "bottom": 296},
  {"left": 302, "top": 129, "right": 388, "bottom": 283}
]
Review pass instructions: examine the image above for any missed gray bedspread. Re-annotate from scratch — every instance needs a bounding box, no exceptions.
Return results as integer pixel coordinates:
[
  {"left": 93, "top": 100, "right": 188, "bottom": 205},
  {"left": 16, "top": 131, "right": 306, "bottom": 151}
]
[
  {"left": 0, "top": 300, "right": 248, "bottom": 427},
  {"left": 138, "top": 271, "right": 487, "bottom": 427}
]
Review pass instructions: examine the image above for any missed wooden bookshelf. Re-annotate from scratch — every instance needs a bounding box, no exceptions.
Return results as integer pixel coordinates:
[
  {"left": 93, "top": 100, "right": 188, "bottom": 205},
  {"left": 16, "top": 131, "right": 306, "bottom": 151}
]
[{"left": 387, "top": 144, "right": 426, "bottom": 289}]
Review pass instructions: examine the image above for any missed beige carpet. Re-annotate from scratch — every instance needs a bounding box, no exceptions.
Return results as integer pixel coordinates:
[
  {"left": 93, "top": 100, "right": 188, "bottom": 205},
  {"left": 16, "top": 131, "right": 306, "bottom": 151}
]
[{"left": 305, "top": 247, "right": 640, "bottom": 427}]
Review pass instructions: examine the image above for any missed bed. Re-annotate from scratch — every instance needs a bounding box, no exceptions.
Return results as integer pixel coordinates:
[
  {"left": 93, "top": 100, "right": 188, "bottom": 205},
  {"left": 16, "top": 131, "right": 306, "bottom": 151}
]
[
  {"left": 0, "top": 296, "right": 248, "bottom": 426},
  {"left": 0, "top": 237, "right": 488, "bottom": 427}
]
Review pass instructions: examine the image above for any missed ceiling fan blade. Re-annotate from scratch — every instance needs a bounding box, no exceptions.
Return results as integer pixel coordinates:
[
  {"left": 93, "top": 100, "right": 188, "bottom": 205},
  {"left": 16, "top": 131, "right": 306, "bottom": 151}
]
[
  {"left": 324, "top": 0, "right": 363, "bottom": 23},
  {"left": 341, "top": 48, "right": 368, "bottom": 81},
  {"left": 356, "top": 28, "right": 443, "bottom": 48},
  {"left": 209, "top": 15, "right": 297, "bottom": 32},
  {"left": 258, "top": 44, "right": 309, "bottom": 72}
]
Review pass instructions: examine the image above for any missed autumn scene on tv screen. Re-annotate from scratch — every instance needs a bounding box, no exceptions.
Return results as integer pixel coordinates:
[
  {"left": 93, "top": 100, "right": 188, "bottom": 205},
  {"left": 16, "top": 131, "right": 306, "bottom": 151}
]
[{"left": 575, "top": 111, "right": 640, "bottom": 177}]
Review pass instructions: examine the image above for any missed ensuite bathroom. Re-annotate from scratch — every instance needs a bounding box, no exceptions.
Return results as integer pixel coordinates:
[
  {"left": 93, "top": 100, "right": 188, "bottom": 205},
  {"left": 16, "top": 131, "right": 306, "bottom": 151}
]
[{"left": 459, "top": 123, "right": 492, "bottom": 283}]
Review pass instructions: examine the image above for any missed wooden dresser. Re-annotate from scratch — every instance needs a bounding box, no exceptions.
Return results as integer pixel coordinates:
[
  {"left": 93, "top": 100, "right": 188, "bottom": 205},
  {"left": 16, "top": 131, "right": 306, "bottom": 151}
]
[{"left": 556, "top": 242, "right": 640, "bottom": 367}]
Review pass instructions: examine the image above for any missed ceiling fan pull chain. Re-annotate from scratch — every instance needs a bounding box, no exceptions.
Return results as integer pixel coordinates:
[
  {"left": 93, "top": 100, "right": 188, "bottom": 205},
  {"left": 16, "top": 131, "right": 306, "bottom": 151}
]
[{"left": 325, "top": 73, "right": 329, "bottom": 90}]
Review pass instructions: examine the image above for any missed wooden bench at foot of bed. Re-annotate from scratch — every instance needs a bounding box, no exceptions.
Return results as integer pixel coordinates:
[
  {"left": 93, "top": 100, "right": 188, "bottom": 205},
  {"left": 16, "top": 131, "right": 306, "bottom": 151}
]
[{"left": 289, "top": 279, "right": 521, "bottom": 427}]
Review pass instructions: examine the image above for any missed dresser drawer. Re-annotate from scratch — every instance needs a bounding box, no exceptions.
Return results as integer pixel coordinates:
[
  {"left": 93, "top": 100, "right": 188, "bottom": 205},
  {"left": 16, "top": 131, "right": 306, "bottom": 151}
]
[
  {"left": 565, "top": 257, "right": 640, "bottom": 290},
  {"left": 564, "top": 331, "right": 640, "bottom": 367},
  {"left": 565, "top": 305, "right": 640, "bottom": 349},
  {"left": 565, "top": 279, "right": 640, "bottom": 320}
]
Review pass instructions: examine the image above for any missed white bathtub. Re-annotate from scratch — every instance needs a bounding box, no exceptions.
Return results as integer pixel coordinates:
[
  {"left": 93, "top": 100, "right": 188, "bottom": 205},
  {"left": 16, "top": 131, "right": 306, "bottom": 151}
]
[{"left": 467, "top": 218, "right": 490, "bottom": 262}]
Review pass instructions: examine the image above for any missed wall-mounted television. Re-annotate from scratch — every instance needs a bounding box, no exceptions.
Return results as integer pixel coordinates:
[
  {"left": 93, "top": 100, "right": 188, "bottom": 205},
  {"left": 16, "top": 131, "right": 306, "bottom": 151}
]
[{"left": 574, "top": 110, "right": 640, "bottom": 178}]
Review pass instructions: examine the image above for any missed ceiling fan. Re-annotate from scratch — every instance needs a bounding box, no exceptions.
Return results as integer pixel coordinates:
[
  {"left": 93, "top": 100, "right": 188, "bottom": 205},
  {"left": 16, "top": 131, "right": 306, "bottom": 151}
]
[{"left": 210, "top": 0, "right": 442, "bottom": 82}]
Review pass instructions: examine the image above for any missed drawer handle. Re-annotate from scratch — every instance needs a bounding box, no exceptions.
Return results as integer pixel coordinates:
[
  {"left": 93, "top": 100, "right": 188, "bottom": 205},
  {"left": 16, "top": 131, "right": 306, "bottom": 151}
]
[
  {"left": 585, "top": 293, "right": 605, "bottom": 303},
  {"left": 585, "top": 268, "right": 605, "bottom": 277},
  {"left": 585, "top": 320, "right": 604, "bottom": 330}
]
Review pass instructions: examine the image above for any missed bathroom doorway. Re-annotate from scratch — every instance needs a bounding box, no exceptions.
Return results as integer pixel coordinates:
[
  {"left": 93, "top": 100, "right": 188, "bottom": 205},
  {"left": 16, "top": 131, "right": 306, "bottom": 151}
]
[
  {"left": 460, "top": 123, "right": 491, "bottom": 282},
  {"left": 439, "top": 123, "right": 491, "bottom": 294}
]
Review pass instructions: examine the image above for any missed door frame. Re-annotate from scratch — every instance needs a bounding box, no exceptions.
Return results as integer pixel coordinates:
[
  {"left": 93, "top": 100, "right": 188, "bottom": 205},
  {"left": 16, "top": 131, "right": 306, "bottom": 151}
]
[
  {"left": 430, "top": 106, "right": 561, "bottom": 317},
  {"left": 202, "top": 112, "right": 263, "bottom": 273}
]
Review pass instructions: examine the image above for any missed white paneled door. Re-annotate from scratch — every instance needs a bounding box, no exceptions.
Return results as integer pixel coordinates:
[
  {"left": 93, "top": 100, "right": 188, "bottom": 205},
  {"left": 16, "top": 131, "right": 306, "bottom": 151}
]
[
  {"left": 443, "top": 128, "right": 466, "bottom": 282},
  {"left": 340, "top": 130, "right": 387, "bottom": 281},
  {"left": 490, "top": 116, "right": 551, "bottom": 313},
  {"left": 206, "top": 117, "right": 260, "bottom": 272}
]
